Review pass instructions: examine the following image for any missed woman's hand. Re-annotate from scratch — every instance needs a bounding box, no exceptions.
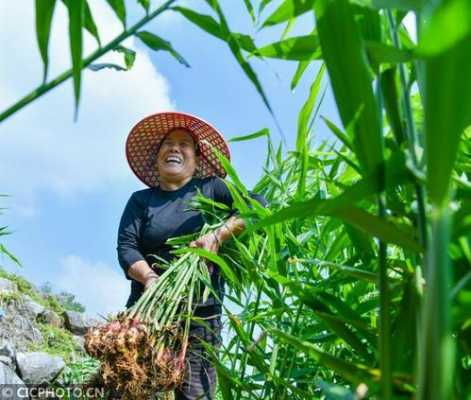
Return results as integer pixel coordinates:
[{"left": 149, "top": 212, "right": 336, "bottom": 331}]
[
  {"left": 190, "top": 231, "right": 221, "bottom": 254},
  {"left": 144, "top": 274, "right": 158, "bottom": 291}
]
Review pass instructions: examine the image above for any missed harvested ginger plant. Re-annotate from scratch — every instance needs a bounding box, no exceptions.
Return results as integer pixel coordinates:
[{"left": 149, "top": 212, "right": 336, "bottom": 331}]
[{"left": 84, "top": 251, "right": 212, "bottom": 399}]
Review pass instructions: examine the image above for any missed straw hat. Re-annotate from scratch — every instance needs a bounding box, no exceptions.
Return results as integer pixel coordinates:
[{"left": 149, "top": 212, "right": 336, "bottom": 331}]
[{"left": 126, "top": 111, "right": 231, "bottom": 187}]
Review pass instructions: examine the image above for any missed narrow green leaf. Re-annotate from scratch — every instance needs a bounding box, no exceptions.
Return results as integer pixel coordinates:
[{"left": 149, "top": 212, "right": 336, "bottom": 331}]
[
  {"left": 380, "top": 67, "right": 405, "bottom": 145},
  {"left": 257, "top": 34, "right": 321, "bottom": 61},
  {"left": 0, "top": 244, "right": 22, "bottom": 267},
  {"left": 315, "top": 0, "right": 383, "bottom": 173},
  {"left": 171, "top": 7, "right": 224, "bottom": 40},
  {"left": 83, "top": 1, "right": 101, "bottom": 46},
  {"left": 334, "top": 207, "right": 421, "bottom": 252},
  {"left": 66, "top": 0, "right": 84, "bottom": 120},
  {"left": 296, "top": 64, "right": 325, "bottom": 199},
  {"left": 136, "top": 31, "right": 190, "bottom": 67},
  {"left": 424, "top": 34, "right": 471, "bottom": 206},
  {"left": 115, "top": 45, "right": 136, "bottom": 70},
  {"left": 261, "top": 0, "right": 315, "bottom": 28},
  {"left": 106, "top": 0, "right": 126, "bottom": 28},
  {"left": 351, "top": 0, "right": 426, "bottom": 10},
  {"left": 366, "top": 40, "right": 415, "bottom": 66},
  {"left": 35, "top": 0, "right": 56, "bottom": 83},
  {"left": 137, "top": 0, "right": 150, "bottom": 14},
  {"left": 291, "top": 60, "right": 311, "bottom": 90},
  {"left": 229, "top": 128, "right": 269, "bottom": 143},
  {"left": 321, "top": 116, "right": 353, "bottom": 152},
  {"left": 271, "top": 329, "right": 379, "bottom": 383},
  {"left": 243, "top": 0, "right": 256, "bottom": 22}
]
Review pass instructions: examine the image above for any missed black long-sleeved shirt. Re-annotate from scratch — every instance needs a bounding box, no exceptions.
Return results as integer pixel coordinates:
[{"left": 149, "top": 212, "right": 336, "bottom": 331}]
[{"left": 117, "top": 176, "right": 265, "bottom": 310}]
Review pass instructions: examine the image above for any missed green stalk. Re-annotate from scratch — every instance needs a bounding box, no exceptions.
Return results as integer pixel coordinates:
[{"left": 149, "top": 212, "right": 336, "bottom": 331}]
[
  {"left": 378, "top": 194, "right": 392, "bottom": 400},
  {"left": 0, "top": 0, "right": 177, "bottom": 123},
  {"left": 376, "top": 74, "right": 392, "bottom": 399},
  {"left": 235, "top": 281, "right": 264, "bottom": 399},
  {"left": 386, "top": 9, "right": 428, "bottom": 250},
  {"left": 418, "top": 206, "right": 454, "bottom": 400}
]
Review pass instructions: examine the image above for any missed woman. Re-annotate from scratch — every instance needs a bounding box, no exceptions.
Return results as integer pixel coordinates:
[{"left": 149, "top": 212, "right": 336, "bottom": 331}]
[{"left": 117, "top": 111, "right": 265, "bottom": 400}]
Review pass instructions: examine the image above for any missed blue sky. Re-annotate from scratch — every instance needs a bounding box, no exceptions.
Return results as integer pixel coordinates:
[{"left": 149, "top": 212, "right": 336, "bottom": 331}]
[{"left": 0, "top": 0, "right": 340, "bottom": 315}]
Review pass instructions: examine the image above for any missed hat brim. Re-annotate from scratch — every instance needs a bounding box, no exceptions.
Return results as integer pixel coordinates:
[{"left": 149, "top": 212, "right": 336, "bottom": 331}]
[{"left": 126, "top": 111, "right": 231, "bottom": 187}]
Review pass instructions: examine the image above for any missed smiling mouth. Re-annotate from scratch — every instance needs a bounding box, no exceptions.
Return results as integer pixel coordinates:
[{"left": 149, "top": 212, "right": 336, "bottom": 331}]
[{"left": 165, "top": 155, "right": 183, "bottom": 165}]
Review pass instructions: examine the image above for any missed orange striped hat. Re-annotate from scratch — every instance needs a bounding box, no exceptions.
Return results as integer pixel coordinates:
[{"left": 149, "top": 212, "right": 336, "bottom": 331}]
[{"left": 126, "top": 111, "right": 231, "bottom": 187}]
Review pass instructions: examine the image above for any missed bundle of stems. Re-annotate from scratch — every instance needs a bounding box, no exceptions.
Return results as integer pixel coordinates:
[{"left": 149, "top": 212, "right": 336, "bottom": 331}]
[{"left": 84, "top": 236, "right": 215, "bottom": 398}]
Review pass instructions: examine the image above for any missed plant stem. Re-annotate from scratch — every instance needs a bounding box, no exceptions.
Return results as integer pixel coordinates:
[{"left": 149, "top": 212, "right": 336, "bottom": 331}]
[
  {"left": 386, "top": 10, "right": 428, "bottom": 251},
  {"left": 0, "top": 0, "right": 177, "bottom": 124},
  {"left": 418, "top": 206, "right": 454, "bottom": 400}
]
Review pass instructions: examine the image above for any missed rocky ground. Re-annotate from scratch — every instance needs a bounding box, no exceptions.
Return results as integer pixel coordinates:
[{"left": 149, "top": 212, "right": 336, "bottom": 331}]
[{"left": 0, "top": 272, "right": 104, "bottom": 392}]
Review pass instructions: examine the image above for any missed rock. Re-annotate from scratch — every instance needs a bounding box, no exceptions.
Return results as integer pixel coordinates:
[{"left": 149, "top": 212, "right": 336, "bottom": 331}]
[
  {"left": 64, "top": 311, "right": 102, "bottom": 335},
  {"left": 0, "top": 355, "right": 14, "bottom": 368},
  {"left": 72, "top": 335, "right": 85, "bottom": 352},
  {"left": 0, "top": 363, "right": 26, "bottom": 400},
  {"left": 0, "top": 339, "right": 16, "bottom": 361},
  {"left": 12, "top": 315, "right": 42, "bottom": 342},
  {"left": 38, "top": 309, "right": 62, "bottom": 328},
  {"left": 16, "top": 352, "right": 65, "bottom": 384},
  {"left": 0, "top": 278, "right": 17, "bottom": 293},
  {"left": 19, "top": 295, "right": 45, "bottom": 319}
]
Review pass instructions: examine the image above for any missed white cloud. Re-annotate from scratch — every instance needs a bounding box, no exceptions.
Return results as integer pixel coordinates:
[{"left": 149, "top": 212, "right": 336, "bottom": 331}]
[
  {"left": 56, "top": 254, "right": 129, "bottom": 317},
  {"left": 0, "top": 0, "right": 174, "bottom": 214}
]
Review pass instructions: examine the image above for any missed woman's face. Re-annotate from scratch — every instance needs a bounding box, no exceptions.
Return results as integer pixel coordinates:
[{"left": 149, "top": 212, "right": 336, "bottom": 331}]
[{"left": 156, "top": 129, "right": 198, "bottom": 182}]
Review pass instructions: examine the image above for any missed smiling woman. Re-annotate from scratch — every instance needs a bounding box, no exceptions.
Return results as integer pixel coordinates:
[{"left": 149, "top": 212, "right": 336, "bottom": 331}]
[
  {"left": 117, "top": 111, "right": 266, "bottom": 399},
  {"left": 156, "top": 128, "right": 200, "bottom": 191}
]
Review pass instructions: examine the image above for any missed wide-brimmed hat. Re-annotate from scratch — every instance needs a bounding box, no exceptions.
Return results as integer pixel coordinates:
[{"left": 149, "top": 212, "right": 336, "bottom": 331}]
[{"left": 126, "top": 111, "right": 231, "bottom": 187}]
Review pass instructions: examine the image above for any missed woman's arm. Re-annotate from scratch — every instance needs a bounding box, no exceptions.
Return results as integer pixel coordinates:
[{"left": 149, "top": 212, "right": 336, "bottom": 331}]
[
  {"left": 189, "top": 215, "right": 246, "bottom": 253},
  {"left": 128, "top": 260, "right": 159, "bottom": 290},
  {"left": 117, "top": 192, "right": 158, "bottom": 290}
]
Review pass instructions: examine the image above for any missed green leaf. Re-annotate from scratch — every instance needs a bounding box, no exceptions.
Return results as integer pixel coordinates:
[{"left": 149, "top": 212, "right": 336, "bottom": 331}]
[
  {"left": 66, "top": 0, "right": 84, "bottom": 120},
  {"left": 0, "top": 244, "right": 21, "bottom": 267},
  {"left": 334, "top": 206, "right": 421, "bottom": 252},
  {"left": 366, "top": 40, "right": 415, "bottom": 67},
  {"left": 62, "top": 0, "right": 100, "bottom": 47},
  {"left": 106, "top": 0, "right": 126, "bottom": 28},
  {"left": 136, "top": 31, "right": 190, "bottom": 67},
  {"left": 261, "top": 0, "right": 315, "bottom": 28},
  {"left": 296, "top": 64, "right": 325, "bottom": 199},
  {"left": 380, "top": 67, "right": 405, "bottom": 145},
  {"left": 137, "top": 0, "right": 150, "bottom": 14},
  {"left": 83, "top": 1, "right": 100, "bottom": 46},
  {"left": 291, "top": 60, "right": 311, "bottom": 90},
  {"left": 229, "top": 128, "right": 269, "bottom": 142},
  {"left": 35, "top": 0, "right": 56, "bottom": 83},
  {"left": 115, "top": 45, "right": 136, "bottom": 70},
  {"left": 249, "top": 154, "right": 422, "bottom": 251},
  {"left": 321, "top": 116, "right": 353, "bottom": 152},
  {"left": 271, "top": 329, "right": 379, "bottom": 383},
  {"left": 424, "top": 33, "right": 471, "bottom": 205},
  {"left": 243, "top": 0, "right": 256, "bottom": 22},
  {"left": 257, "top": 34, "right": 321, "bottom": 61},
  {"left": 315, "top": 0, "right": 383, "bottom": 173},
  {"left": 174, "top": 4, "right": 275, "bottom": 118},
  {"left": 171, "top": 6, "right": 224, "bottom": 40},
  {"left": 417, "top": 0, "right": 471, "bottom": 56},
  {"left": 351, "top": 0, "right": 426, "bottom": 10}
]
